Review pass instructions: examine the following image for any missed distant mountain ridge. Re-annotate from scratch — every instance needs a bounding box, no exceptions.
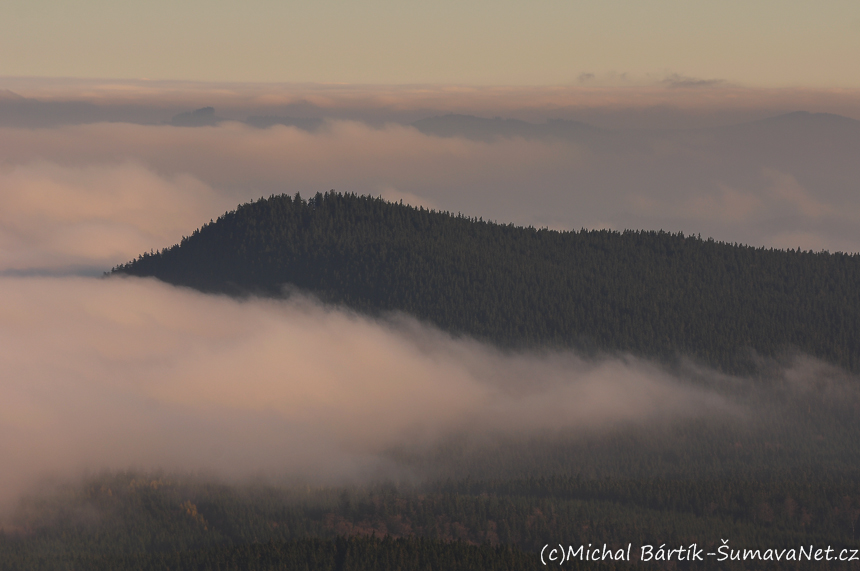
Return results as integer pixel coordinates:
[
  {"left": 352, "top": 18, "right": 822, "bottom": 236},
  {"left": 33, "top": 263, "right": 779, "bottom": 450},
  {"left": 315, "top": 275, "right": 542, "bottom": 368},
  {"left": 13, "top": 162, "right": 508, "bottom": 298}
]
[
  {"left": 167, "top": 107, "right": 324, "bottom": 131},
  {"left": 169, "top": 106, "right": 221, "bottom": 127},
  {"left": 412, "top": 114, "right": 600, "bottom": 142},
  {"left": 747, "top": 110, "right": 860, "bottom": 127},
  {"left": 113, "top": 192, "right": 860, "bottom": 374},
  {"left": 411, "top": 111, "right": 860, "bottom": 140},
  {"left": 245, "top": 115, "right": 324, "bottom": 130}
]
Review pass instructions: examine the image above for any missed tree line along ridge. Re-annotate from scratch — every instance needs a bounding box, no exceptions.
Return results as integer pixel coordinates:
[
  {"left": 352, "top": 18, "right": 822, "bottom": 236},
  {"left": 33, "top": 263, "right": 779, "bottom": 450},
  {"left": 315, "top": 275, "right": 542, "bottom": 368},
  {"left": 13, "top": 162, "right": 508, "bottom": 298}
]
[{"left": 112, "top": 191, "right": 860, "bottom": 374}]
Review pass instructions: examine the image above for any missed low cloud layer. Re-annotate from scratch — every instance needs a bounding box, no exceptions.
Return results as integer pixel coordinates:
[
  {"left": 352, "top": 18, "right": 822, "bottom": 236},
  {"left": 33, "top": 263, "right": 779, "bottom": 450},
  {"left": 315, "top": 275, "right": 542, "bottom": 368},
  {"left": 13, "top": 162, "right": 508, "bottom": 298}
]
[
  {"left": 0, "top": 162, "right": 233, "bottom": 275},
  {"left": 0, "top": 275, "right": 734, "bottom": 510},
  {"left": 4, "top": 78, "right": 860, "bottom": 128},
  {"left": 1, "top": 111, "right": 859, "bottom": 263}
]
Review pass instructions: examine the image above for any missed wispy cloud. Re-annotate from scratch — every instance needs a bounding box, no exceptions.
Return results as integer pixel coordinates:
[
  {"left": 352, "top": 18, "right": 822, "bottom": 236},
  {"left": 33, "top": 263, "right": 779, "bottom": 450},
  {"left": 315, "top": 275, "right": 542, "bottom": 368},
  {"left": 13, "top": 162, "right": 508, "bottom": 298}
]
[
  {"left": 0, "top": 161, "right": 231, "bottom": 274},
  {"left": 0, "top": 275, "right": 735, "bottom": 511}
]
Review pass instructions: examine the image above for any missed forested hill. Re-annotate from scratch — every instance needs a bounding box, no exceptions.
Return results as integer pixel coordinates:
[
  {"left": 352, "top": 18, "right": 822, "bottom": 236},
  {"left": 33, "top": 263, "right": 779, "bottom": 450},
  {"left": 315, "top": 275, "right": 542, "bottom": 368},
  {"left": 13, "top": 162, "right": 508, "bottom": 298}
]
[{"left": 112, "top": 192, "right": 860, "bottom": 374}]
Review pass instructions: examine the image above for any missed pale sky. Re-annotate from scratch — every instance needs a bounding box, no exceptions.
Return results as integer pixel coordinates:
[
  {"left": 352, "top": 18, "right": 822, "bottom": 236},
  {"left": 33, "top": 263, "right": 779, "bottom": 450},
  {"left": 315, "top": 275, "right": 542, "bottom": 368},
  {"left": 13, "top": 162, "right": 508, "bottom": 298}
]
[{"left": 3, "top": 0, "right": 860, "bottom": 87}]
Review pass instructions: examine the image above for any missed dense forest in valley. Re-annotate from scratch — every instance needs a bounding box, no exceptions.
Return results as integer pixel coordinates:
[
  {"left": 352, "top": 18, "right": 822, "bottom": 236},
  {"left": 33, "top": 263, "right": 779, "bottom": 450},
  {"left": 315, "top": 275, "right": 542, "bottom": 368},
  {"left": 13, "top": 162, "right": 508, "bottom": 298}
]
[
  {"left": 3, "top": 464, "right": 860, "bottom": 570},
  {"left": 113, "top": 191, "right": 860, "bottom": 374}
]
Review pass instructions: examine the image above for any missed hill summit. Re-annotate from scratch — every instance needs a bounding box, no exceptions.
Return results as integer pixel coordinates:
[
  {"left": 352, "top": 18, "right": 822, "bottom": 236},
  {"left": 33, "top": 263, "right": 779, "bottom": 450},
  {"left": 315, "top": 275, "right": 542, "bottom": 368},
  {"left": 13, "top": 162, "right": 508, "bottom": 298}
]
[{"left": 113, "top": 191, "right": 860, "bottom": 373}]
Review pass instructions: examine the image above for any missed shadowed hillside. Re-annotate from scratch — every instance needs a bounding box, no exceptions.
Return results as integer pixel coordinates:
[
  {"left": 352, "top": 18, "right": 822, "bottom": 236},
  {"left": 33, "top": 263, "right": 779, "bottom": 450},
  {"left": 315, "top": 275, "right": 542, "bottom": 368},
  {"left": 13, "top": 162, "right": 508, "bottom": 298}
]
[{"left": 112, "top": 192, "right": 860, "bottom": 374}]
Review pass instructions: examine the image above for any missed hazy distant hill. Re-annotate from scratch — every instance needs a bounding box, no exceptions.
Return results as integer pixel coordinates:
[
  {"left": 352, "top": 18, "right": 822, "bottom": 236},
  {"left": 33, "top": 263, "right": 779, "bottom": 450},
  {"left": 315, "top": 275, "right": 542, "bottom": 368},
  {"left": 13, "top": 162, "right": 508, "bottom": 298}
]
[
  {"left": 412, "top": 114, "right": 600, "bottom": 142},
  {"left": 728, "top": 110, "right": 860, "bottom": 132},
  {"left": 167, "top": 107, "right": 324, "bottom": 130},
  {"left": 411, "top": 111, "right": 860, "bottom": 157},
  {"left": 113, "top": 192, "right": 860, "bottom": 374},
  {"left": 245, "top": 115, "right": 324, "bottom": 131},
  {"left": 169, "top": 106, "right": 222, "bottom": 127},
  {"left": 0, "top": 92, "right": 153, "bottom": 127},
  {"left": 412, "top": 111, "right": 860, "bottom": 143}
]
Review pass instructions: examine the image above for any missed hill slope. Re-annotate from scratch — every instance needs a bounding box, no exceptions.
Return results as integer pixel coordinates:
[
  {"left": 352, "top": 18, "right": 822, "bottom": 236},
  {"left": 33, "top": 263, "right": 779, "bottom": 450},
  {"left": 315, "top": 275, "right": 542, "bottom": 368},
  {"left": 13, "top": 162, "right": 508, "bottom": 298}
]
[{"left": 112, "top": 192, "right": 860, "bottom": 373}]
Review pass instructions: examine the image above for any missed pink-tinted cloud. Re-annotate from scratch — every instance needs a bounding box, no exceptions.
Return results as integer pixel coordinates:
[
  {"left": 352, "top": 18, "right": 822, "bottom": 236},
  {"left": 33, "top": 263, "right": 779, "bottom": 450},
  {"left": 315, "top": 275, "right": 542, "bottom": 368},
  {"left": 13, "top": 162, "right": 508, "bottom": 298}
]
[
  {"left": 0, "top": 276, "right": 734, "bottom": 511},
  {"left": 0, "top": 161, "right": 231, "bottom": 274},
  {"left": 2, "top": 113, "right": 859, "bottom": 265}
]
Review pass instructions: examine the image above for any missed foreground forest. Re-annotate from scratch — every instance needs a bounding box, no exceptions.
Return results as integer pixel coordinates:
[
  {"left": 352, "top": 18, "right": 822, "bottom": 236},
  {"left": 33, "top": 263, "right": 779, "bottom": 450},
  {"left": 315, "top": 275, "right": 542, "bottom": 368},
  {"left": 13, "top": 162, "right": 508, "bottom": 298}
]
[
  {"left": 4, "top": 459, "right": 860, "bottom": 570},
  {"left": 113, "top": 192, "right": 860, "bottom": 374}
]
